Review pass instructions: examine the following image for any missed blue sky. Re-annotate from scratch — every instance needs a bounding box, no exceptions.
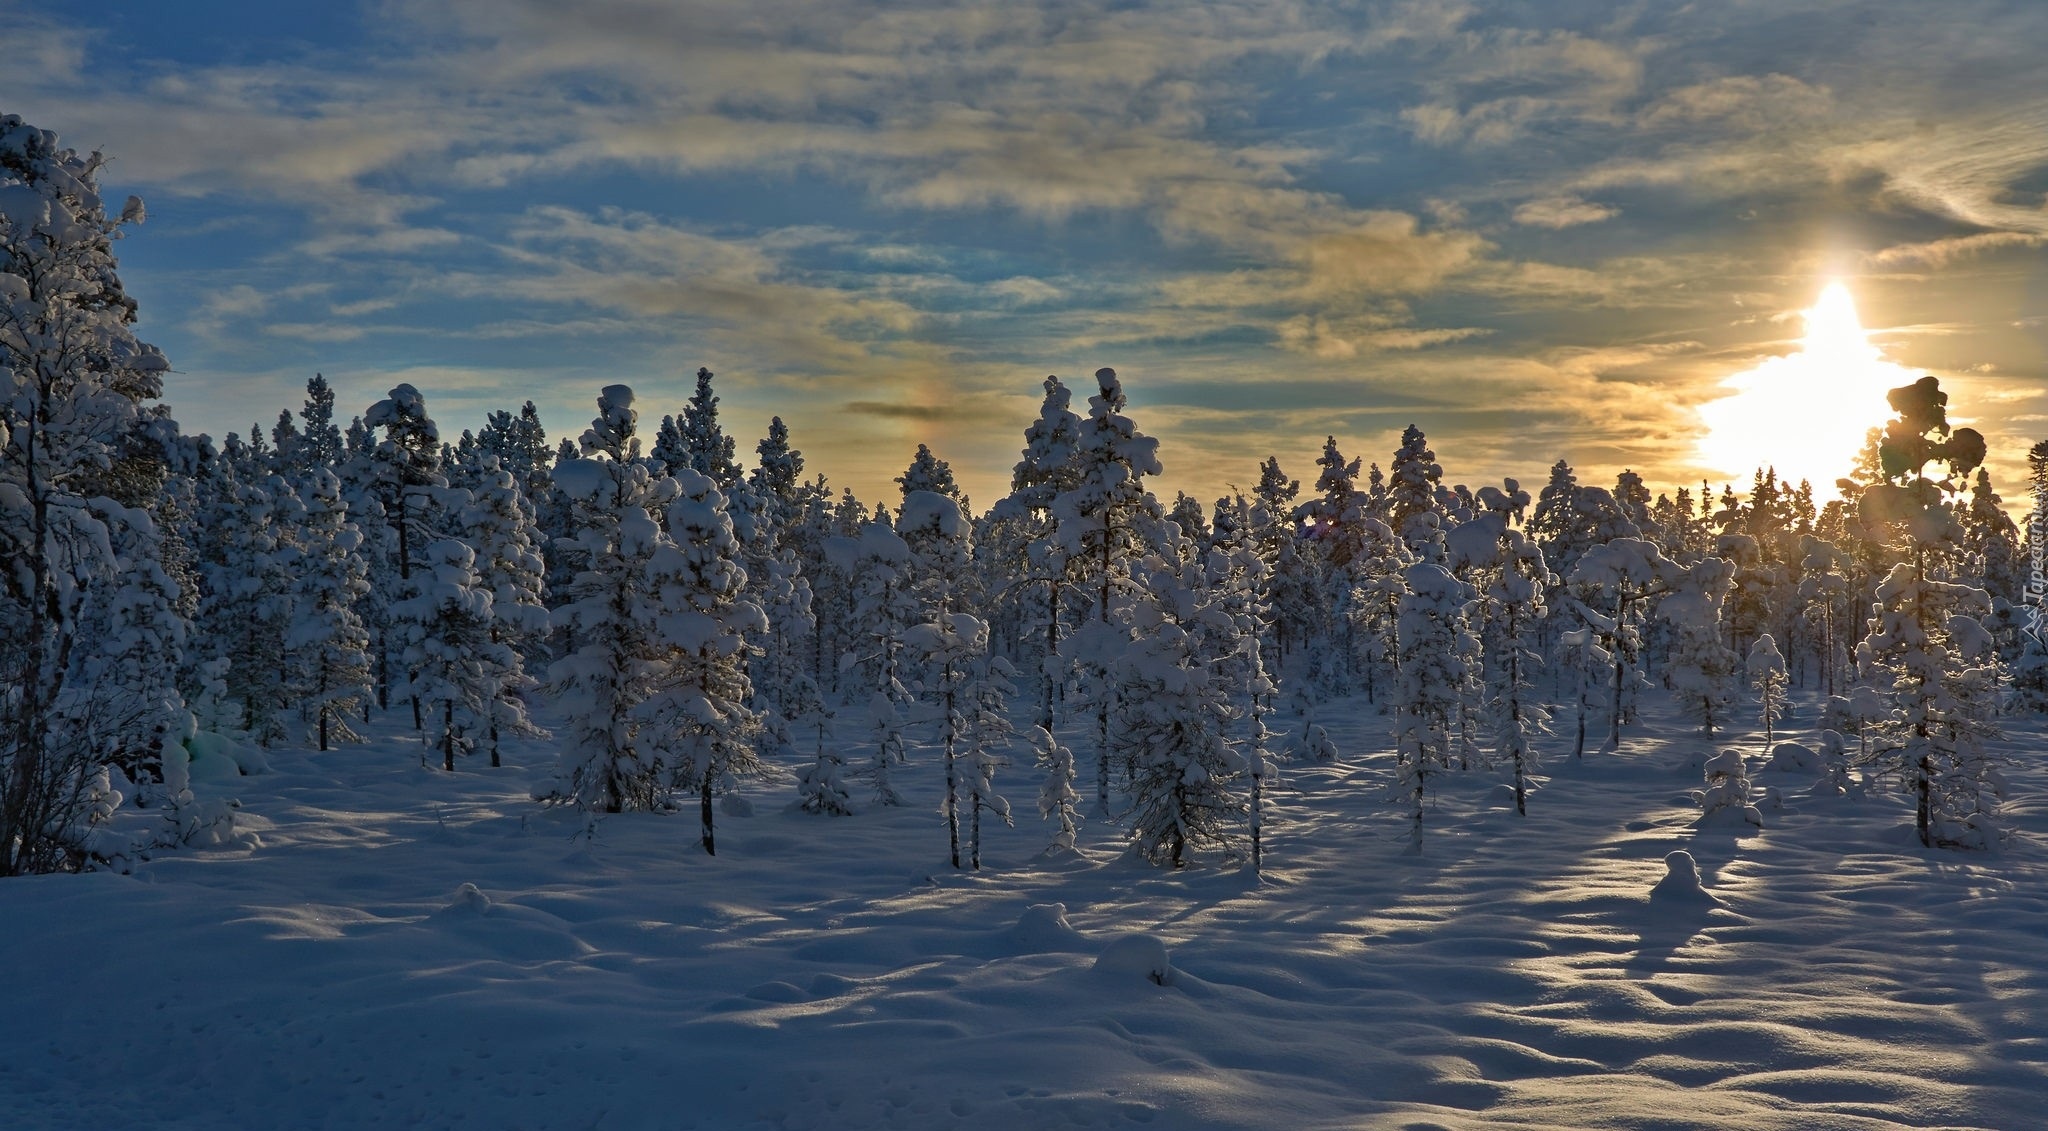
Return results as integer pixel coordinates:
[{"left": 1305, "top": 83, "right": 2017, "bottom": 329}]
[{"left": 12, "top": 0, "right": 2047, "bottom": 509}]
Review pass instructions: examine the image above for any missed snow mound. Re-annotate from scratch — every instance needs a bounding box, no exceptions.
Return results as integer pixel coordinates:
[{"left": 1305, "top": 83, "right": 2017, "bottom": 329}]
[
  {"left": 446, "top": 882, "right": 491, "bottom": 914},
  {"left": 1006, "top": 902, "right": 1089, "bottom": 952},
  {"left": 1649, "top": 850, "right": 1720, "bottom": 904},
  {"left": 1766, "top": 741, "right": 1821, "bottom": 774},
  {"left": 1094, "top": 933, "right": 1174, "bottom": 985}
]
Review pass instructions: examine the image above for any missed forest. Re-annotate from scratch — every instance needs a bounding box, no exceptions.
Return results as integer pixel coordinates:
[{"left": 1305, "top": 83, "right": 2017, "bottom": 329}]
[{"left": 4, "top": 110, "right": 2042, "bottom": 881}]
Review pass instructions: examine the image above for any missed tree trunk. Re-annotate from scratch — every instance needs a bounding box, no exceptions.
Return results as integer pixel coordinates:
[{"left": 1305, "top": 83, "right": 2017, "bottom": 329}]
[{"left": 700, "top": 776, "right": 716, "bottom": 856}]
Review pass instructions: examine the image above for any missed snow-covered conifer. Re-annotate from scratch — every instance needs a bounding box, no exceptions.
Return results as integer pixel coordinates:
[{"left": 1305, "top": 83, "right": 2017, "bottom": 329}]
[
  {"left": 672, "top": 367, "right": 742, "bottom": 490},
  {"left": 285, "top": 469, "right": 374, "bottom": 750},
  {"left": 541, "top": 388, "right": 681, "bottom": 813},
  {"left": 1114, "top": 569, "right": 1246, "bottom": 868},
  {"left": 1447, "top": 508, "right": 1552, "bottom": 814},
  {"left": 989, "top": 376, "right": 1083, "bottom": 729},
  {"left": 1393, "top": 560, "right": 1475, "bottom": 850},
  {"left": 636, "top": 468, "right": 766, "bottom": 855},
  {"left": 1662, "top": 558, "right": 1739, "bottom": 738},
  {"left": 1031, "top": 725, "right": 1081, "bottom": 853},
  {"left": 1854, "top": 375, "right": 2001, "bottom": 848},
  {"left": 864, "top": 692, "right": 908, "bottom": 807},
  {"left": 1055, "top": 367, "right": 1163, "bottom": 813},
  {"left": 0, "top": 115, "right": 180, "bottom": 872},
  {"left": 1699, "top": 747, "right": 1762, "bottom": 828},
  {"left": 398, "top": 540, "right": 507, "bottom": 772},
  {"left": 1387, "top": 425, "right": 1447, "bottom": 560},
  {"left": 203, "top": 476, "right": 296, "bottom": 744},
  {"left": 1749, "top": 634, "right": 1789, "bottom": 746},
  {"left": 747, "top": 415, "right": 807, "bottom": 534},
  {"left": 457, "top": 458, "right": 550, "bottom": 766},
  {"left": 908, "top": 613, "right": 1015, "bottom": 869},
  {"left": 1567, "top": 537, "right": 1676, "bottom": 751}
]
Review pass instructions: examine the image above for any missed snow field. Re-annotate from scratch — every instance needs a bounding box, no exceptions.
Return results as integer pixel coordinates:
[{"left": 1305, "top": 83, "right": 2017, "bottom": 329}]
[{"left": 6, "top": 690, "right": 2048, "bottom": 1130}]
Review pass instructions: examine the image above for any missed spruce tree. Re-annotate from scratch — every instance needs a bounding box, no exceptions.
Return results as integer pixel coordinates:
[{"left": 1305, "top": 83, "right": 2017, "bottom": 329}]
[
  {"left": 285, "top": 469, "right": 374, "bottom": 751},
  {"left": 1854, "top": 375, "right": 2001, "bottom": 848}
]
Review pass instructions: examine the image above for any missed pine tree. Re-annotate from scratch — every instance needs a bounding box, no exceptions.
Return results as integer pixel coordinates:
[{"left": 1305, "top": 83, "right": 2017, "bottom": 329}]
[
  {"left": 1116, "top": 559, "right": 1247, "bottom": 868},
  {"left": 1567, "top": 537, "right": 1676, "bottom": 752},
  {"left": 908, "top": 612, "right": 1015, "bottom": 869},
  {"left": 675, "top": 366, "right": 742, "bottom": 490},
  {"left": 1054, "top": 367, "right": 1163, "bottom": 814},
  {"left": 541, "top": 388, "right": 680, "bottom": 813},
  {"left": 285, "top": 469, "right": 374, "bottom": 751},
  {"left": 361, "top": 383, "right": 448, "bottom": 724},
  {"left": 746, "top": 415, "right": 807, "bottom": 534},
  {"left": 637, "top": 468, "right": 766, "bottom": 855},
  {"left": 457, "top": 457, "right": 550, "bottom": 767},
  {"left": 398, "top": 540, "right": 507, "bottom": 772},
  {"left": 475, "top": 401, "right": 552, "bottom": 508},
  {"left": 1854, "top": 375, "right": 2000, "bottom": 848},
  {"left": 0, "top": 115, "right": 178, "bottom": 873},
  {"left": 1387, "top": 425, "right": 1448, "bottom": 560},
  {"left": 1031, "top": 725, "right": 1081, "bottom": 853},
  {"left": 989, "top": 375, "right": 1083, "bottom": 730},
  {"left": 1663, "top": 558, "right": 1739, "bottom": 738},
  {"left": 1749, "top": 634, "right": 1789, "bottom": 747},
  {"left": 1393, "top": 560, "right": 1474, "bottom": 851},
  {"left": 203, "top": 475, "right": 296, "bottom": 744},
  {"left": 1448, "top": 508, "right": 1552, "bottom": 814}
]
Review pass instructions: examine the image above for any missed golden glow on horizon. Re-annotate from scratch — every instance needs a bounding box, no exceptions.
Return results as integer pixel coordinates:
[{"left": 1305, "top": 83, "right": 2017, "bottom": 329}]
[{"left": 1695, "top": 282, "right": 1916, "bottom": 501}]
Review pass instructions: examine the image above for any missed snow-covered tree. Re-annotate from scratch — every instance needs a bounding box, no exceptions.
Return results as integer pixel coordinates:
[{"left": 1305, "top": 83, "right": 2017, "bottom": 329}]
[
  {"left": 1568, "top": 537, "right": 1675, "bottom": 752},
  {"left": 1114, "top": 570, "right": 1246, "bottom": 868},
  {"left": 1031, "top": 725, "right": 1080, "bottom": 854},
  {"left": 988, "top": 375, "right": 1083, "bottom": 730},
  {"left": 662, "top": 366, "right": 742, "bottom": 490},
  {"left": 0, "top": 115, "right": 178, "bottom": 873},
  {"left": 202, "top": 476, "right": 296, "bottom": 745},
  {"left": 831, "top": 520, "right": 918, "bottom": 703},
  {"left": 1387, "top": 424, "right": 1447, "bottom": 560},
  {"left": 360, "top": 383, "right": 448, "bottom": 725},
  {"left": 1749, "top": 634, "right": 1789, "bottom": 747},
  {"left": 1392, "top": 560, "right": 1475, "bottom": 851},
  {"left": 1055, "top": 367, "right": 1163, "bottom": 813},
  {"left": 746, "top": 415, "right": 806, "bottom": 534},
  {"left": 285, "top": 469, "right": 374, "bottom": 751},
  {"left": 1557, "top": 626, "right": 1609, "bottom": 759},
  {"left": 1662, "top": 558, "right": 1739, "bottom": 739},
  {"left": 863, "top": 691, "right": 908, "bottom": 807},
  {"left": 1699, "top": 747, "right": 1762, "bottom": 828},
  {"left": 398, "top": 540, "right": 508, "bottom": 772},
  {"left": 1854, "top": 375, "right": 2001, "bottom": 848},
  {"left": 457, "top": 457, "right": 550, "bottom": 766},
  {"left": 908, "top": 612, "right": 1015, "bottom": 869},
  {"left": 474, "top": 400, "right": 553, "bottom": 507},
  {"left": 1448, "top": 508, "right": 1551, "bottom": 815},
  {"left": 540, "top": 389, "right": 680, "bottom": 813},
  {"left": 636, "top": 468, "right": 766, "bottom": 855}
]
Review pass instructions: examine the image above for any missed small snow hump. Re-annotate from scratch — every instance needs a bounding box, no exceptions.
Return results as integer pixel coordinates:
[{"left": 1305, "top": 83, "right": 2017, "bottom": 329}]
[
  {"left": 447, "top": 882, "right": 491, "bottom": 914},
  {"left": 1094, "top": 933, "right": 1173, "bottom": 986},
  {"left": 1010, "top": 903, "right": 1089, "bottom": 953},
  {"left": 1766, "top": 741, "right": 1821, "bottom": 774},
  {"left": 1649, "top": 850, "right": 1719, "bottom": 904}
]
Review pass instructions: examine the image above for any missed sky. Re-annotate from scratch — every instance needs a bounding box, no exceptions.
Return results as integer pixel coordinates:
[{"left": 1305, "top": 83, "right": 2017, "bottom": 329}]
[{"left": 9, "top": 0, "right": 2047, "bottom": 512}]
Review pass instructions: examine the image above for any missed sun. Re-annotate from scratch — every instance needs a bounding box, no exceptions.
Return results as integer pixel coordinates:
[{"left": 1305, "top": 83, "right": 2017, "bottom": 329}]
[{"left": 1695, "top": 282, "right": 1918, "bottom": 501}]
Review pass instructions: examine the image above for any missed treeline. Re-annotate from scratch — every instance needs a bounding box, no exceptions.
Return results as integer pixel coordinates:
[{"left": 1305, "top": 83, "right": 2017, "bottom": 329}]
[{"left": 5, "top": 112, "right": 2041, "bottom": 878}]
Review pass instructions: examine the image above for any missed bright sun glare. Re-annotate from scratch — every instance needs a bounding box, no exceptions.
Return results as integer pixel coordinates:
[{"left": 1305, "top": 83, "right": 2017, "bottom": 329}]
[{"left": 1695, "top": 282, "right": 1917, "bottom": 501}]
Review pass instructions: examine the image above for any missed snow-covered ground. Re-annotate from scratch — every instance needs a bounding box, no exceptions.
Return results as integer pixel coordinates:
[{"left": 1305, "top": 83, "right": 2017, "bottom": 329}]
[{"left": 8, "top": 692, "right": 2048, "bottom": 1130}]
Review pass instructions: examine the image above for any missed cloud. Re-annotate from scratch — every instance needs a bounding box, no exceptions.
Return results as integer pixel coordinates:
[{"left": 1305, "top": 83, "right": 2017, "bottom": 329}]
[
  {"left": 1512, "top": 196, "right": 1617, "bottom": 229},
  {"left": 1638, "top": 75, "right": 1832, "bottom": 131}
]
